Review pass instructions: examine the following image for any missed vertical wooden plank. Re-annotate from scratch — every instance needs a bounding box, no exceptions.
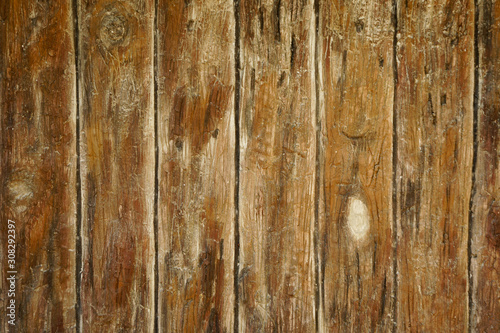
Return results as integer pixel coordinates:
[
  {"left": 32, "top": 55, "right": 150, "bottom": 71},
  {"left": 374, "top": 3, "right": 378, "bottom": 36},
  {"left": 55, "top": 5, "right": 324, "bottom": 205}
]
[
  {"left": 157, "top": 0, "right": 235, "bottom": 331},
  {"left": 471, "top": 0, "right": 500, "bottom": 331},
  {"left": 395, "top": 0, "right": 474, "bottom": 331},
  {"left": 0, "top": 0, "right": 77, "bottom": 331},
  {"left": 237, "top": 0, "right": 317, "bottom": 331},
  {"left": 318, "top": 0, "right": 395, "bottom": 331},
  {"left": 78, "top": 0, "right": 155, "bottom": 331}
]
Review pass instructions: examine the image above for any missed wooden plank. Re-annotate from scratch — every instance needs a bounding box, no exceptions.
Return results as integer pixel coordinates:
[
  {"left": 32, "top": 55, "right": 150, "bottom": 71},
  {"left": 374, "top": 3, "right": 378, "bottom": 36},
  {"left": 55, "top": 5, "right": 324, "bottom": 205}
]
[
  {"left": 0, "top": 0, "right": 77, "bottom": 331},
  {"left": 156, "top": 0, "right": 235, "bottom": 331},
  {"left": 318, "top": 0, "right": 395, "bottom": 331},
  {"left": 237, "top": 0, "right": 317, "bottom": 331},
  {"left": 471, "top": 0, "right": 500, "bottom": 331},
  {"left": 78, "top": 0, "right": 155, "bottom": 331},
  {"left": 395, "top": 0, "right": 474, "bottom": 331}
]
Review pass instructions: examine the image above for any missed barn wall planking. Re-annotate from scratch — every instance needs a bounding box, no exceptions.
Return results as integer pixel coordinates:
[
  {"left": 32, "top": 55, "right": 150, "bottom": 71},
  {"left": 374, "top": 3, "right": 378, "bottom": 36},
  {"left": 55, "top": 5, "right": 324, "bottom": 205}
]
[
  {"left": 156, "top": 0, "right": 236, "bottom": 331},
  {"left": 395, "top": 0, "right": 475, "bottom": 331},
  {"left": 317, "top": 0, "right": 396, "bottom": 331},
  {"left": 78, "top": 0, "right": 156, "bottom": 331},
  {"left": 0, "top": 0, "right": 499, "bottom": 331},
  {"left": 471, "top": 0, "right": 500, "bottom": 331},
  {"left": 0, "top": 0, "right": 77, "bottom": 331},
  {"left": 237, "top": 0, "right": 317, "bottom": 331}
]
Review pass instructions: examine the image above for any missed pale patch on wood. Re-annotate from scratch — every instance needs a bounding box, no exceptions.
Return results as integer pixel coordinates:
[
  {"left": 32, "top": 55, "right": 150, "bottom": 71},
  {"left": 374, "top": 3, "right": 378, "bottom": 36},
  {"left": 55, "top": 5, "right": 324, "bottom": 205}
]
[
  {"left": 8, "top": 180, "right": 33, "bottom": 202},
  {"left": 347, "top": 197, "right": 370, "bottom": 241},
  {"left": 6, "top": 172, "right": 35, "bottom": 214}
]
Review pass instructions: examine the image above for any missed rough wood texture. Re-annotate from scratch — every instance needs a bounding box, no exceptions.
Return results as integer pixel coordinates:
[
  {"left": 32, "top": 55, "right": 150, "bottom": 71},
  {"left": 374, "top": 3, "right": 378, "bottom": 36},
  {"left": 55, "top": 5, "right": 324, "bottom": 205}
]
[
  {"left": 78, "top": 0, "right": 155, "bottom": 331},
  {"left": 3, "top": 1, "right": 500, "bottom": 332},
  {"left": 317, "top": 0, "right": 395, "bottom": 331},
  {"left": 157, "top": 0, "right": 235, "bottom": 331},
  {"left": 0, "top": 0, "right": 77, "bottom": 331},
  {"left": 237, "top": 0, "right": 317, "bottom": 331},
  {"left": 395, "top": 0, "right": 474, "bottom": 331},
  {"left": 471, "top": 0, "right": 500, "bottom": 331}
]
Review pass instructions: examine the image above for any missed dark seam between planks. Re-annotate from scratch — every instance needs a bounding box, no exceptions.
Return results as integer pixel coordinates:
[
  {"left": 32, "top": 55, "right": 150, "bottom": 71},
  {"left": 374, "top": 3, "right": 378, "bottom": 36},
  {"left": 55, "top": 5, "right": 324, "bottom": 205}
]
[
  {"left": 468, "top": 0, "right": 480, "bottom": 330},
  {"left": 233, "top": 0, "right": 241, "bottom": 332},
  {"left": 72, "top": 0, "right": 82, "bottom": 331},
  {"left": 153, "top": 0, "right": 160, "bottom": 331},
  {"left": 391, "top": 0, "right": 399, "bottom": 332},
  {"left": 313, "top": 0, "right": 321, "bottom": 331}
]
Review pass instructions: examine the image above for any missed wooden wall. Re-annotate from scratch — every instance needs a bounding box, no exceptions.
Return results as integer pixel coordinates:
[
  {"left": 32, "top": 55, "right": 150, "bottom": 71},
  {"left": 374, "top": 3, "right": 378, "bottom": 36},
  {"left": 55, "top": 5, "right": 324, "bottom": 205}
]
[{"left": 0, "top": 0, "right": 499, "bottom": 332}]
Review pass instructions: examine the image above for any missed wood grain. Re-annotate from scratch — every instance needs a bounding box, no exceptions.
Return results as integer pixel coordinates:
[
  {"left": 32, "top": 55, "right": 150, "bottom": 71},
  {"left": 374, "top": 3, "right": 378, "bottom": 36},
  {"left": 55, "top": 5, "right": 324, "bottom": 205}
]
[
  {"left": 1, "top": 1, "right": 499, "bottom": 332},
  {"left": 471, "top": 0, "right": 500, "bottom": 331},
  {"left": 237, "top": 0, "right": 317, "bottom": 331},
  {"left": 78, "top": 0, "right": 155, "bottom": 331},
  {"left": 317, "top": 0, "right": 395, "bottom": 331},
  {"left": 157, "top": 0, "right": 235, "bottom": 331},
  {"left": 395, "top": 0, "right": 474, "bottom": 331},
  {"left": 0, "top": 0, "right": 77, "bottom": 331}
]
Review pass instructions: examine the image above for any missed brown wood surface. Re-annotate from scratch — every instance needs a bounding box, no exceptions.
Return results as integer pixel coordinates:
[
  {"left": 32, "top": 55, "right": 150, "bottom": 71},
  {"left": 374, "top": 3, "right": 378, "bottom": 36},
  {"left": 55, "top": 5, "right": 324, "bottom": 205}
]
[
  {"left": 78, "top": 0, "right": 155, "bottom": 331},
  {"left": 1, "top": 0, "right": 500, "bottom": 332},
  {"left": 157, "top": 0, "right": 235, "bottom": 331},
  {"left": 471, "top": 0, "right": 500, "bottom": 331},
  {"left": 317, "top": 0, "right": 395, "bottom": 331},
  {"left": 0, "top": 0, "right": 77, "bottom": 331},
  {"left": 237, "top": 0, "right": 317, "bottom": 331},
  {"left": 395, "top": 0, "right": 475, "bottom": 331}
]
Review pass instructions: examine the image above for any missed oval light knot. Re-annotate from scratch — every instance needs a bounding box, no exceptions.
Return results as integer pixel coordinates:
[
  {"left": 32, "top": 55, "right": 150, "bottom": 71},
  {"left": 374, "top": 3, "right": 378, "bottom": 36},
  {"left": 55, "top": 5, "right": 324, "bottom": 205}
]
[{"left": 347, "top": 197, "right": 370, "bottom": 241}]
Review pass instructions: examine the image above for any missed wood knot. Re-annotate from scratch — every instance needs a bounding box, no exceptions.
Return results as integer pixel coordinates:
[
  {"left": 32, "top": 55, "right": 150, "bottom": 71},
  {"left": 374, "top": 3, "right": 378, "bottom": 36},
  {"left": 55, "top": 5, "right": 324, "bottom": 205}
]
[
  {"left": 98, "top": 7, "right": 129, "bottom": 48},
  {"left": 175, "top": 139, "right": 183, "bottom": 151},
  {"left": 355, "top": 18, "right": 365, "bottom": 33},
  {"left": 346, "top": 196, "right": 370, "bottom": 242},
  {"left": 5, "top": 170, "right": 35, "bottom": 214}
]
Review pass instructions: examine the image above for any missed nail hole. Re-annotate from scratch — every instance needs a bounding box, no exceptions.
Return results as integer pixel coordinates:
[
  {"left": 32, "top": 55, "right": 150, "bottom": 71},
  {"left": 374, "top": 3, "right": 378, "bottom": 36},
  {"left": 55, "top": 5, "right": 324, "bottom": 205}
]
[{"left": 175, "top": 139, "right": 183, "bottom": 151}]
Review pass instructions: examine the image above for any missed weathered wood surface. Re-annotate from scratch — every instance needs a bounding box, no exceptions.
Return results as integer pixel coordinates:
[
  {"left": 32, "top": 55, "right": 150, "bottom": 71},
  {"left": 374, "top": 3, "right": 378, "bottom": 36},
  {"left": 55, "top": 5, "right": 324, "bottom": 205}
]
[
  {"left": 317, "top": 0, "right": 395, "bottom": 331},
  {"left": 0, "top": 0, "right": 77, "bottom": 331},
  {"left": 78, "top": 0, "right": 155, "bottom": 331},
  {"left": 237, "top": 0, "right": 317, "bottom": 331},
  {"left": 471, "top": 0, "right": 500, "bottom": 331},
  {"left": 395, "top": 0, "right": 474, "bottom": 331},
  {"left": 157, "top": 0, "right": 236, "bottom": 331},
  {"left": 2, "top": 0, "right": 500, "bottom": 332}
]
